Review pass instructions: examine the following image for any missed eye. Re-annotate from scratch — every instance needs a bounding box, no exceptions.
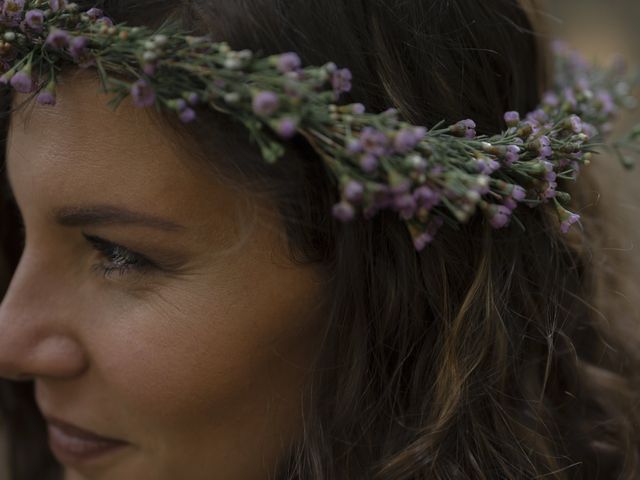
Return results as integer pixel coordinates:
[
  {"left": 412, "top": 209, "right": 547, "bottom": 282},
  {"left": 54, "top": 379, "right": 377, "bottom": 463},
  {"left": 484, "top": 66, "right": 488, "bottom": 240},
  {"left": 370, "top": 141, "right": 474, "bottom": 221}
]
[{"left": 83, "top": 233, "right": 155, "bottom": 279}]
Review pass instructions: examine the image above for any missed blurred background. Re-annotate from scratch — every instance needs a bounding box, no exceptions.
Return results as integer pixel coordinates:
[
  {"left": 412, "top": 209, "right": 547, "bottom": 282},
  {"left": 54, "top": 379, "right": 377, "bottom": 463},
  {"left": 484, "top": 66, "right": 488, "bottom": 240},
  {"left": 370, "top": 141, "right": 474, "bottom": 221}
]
[
  {"left": 549, "top": 0, "right": 640, "bottom": 62},
  {"left": 547, "top": 0, "right": 640, "bottom": 132},
  {"left": 547, "top": 0, "right": 640, "bottom": 139},
  {"left": 548, "top": 0, "right": 640, "bottom": 266}
]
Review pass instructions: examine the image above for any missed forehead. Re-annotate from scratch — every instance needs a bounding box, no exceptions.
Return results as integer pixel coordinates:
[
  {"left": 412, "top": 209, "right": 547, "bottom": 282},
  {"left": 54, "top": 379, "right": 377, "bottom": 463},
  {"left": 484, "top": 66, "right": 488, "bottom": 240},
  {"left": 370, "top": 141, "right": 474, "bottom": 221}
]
[{"left": 5, "top": 69, "right": 234, "bottom": 226}]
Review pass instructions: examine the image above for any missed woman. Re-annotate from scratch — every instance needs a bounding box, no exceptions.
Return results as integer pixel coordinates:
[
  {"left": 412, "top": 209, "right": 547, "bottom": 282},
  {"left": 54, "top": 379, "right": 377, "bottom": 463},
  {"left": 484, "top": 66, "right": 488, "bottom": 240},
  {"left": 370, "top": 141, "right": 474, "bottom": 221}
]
[{"left": 1, "top": 0, "right": 639, "bottom": 479}]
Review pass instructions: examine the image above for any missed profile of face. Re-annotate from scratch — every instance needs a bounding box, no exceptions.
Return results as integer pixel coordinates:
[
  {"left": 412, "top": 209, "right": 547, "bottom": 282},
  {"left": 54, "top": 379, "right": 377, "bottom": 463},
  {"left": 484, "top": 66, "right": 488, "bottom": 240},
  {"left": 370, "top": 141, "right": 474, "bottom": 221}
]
[{"left": 0, "top": 69, "right": 327, "bottom": 479}]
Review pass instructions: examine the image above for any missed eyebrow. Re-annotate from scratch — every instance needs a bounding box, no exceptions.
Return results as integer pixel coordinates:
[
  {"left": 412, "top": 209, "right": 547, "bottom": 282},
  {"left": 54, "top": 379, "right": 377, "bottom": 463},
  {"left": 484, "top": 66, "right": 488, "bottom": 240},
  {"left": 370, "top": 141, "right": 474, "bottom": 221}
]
[
  {"left": 51, "top": 205, "right": 187, "bottom": 232},
  {"left": 2, "top": 167, "right": 186, "bottom": 233}
]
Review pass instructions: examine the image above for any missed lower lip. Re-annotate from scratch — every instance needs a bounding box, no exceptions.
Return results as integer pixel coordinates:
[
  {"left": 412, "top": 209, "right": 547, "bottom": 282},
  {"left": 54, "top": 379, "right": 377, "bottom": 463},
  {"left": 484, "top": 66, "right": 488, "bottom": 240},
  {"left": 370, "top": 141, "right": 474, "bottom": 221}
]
[{"left": 47, "top": 423, "right": 129, "bottom": 467}]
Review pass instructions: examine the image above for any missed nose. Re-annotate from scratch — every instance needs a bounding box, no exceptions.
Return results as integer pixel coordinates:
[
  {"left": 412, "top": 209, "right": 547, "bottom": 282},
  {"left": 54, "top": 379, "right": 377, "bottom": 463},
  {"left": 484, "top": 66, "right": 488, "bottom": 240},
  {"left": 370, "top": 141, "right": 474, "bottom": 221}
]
[{"left": 0, "top": 253, "right": 87, "bottom": 381}]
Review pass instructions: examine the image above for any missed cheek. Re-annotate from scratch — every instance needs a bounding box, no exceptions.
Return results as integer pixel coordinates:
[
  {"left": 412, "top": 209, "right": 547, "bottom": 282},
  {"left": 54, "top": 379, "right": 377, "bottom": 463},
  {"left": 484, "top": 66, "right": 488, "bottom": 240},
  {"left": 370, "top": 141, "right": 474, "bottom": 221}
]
[{"left": 84, "top": 269, "right": 323, "bottom": 441}]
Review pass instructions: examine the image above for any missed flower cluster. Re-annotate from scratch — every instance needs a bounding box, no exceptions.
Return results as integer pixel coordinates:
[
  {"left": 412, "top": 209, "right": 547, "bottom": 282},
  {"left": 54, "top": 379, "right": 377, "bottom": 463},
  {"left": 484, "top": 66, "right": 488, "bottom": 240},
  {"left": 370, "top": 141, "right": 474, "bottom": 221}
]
[{"left": 0, "top": 1, "right": 638, "bottom": 250}]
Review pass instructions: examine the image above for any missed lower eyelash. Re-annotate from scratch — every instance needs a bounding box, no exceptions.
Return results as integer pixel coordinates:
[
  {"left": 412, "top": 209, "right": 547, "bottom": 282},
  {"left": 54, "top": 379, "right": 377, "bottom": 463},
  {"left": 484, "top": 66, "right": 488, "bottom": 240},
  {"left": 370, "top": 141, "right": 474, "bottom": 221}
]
[
  {"left": 90, "top": 262, "right": 138, "bottom": 279},
  {"left": 84, "top": 234, "right": 155, "bottom": 279}
]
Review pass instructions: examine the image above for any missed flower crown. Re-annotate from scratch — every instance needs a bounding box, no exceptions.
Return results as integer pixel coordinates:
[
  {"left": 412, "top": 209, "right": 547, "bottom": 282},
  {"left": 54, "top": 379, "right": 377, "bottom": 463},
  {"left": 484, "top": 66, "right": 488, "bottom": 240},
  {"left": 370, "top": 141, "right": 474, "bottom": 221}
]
[{"left": 1, "top": 1, "right": 639, "bottom": 250}]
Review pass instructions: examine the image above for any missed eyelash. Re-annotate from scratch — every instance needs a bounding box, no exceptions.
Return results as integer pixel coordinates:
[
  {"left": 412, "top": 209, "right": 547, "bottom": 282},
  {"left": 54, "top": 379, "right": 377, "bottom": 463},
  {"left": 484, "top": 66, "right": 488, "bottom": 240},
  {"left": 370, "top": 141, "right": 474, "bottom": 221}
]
[
  {"left": 83, "top": 233, "right": 155, "bottom": 279},
  {"left": 9, "top": 202, "right": 155, "bottom": 279}
]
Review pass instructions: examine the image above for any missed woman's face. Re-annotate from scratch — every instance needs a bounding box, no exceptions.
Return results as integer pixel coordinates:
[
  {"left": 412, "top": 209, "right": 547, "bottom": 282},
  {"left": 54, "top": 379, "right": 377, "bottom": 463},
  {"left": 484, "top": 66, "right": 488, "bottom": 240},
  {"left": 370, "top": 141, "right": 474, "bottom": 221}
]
[{"left": 0, "top": 70, "right": 326, "bottom": 479}]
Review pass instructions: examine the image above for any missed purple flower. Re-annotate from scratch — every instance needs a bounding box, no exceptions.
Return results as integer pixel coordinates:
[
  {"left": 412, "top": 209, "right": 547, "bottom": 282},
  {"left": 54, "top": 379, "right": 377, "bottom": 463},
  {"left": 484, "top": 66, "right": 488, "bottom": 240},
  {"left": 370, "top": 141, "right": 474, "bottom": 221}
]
[
  {"left": 511, "top": 185, "right": 526, "bottom": 201},
  {"left": 595, "top": 91, "right": 615, "bottom": 115},
  {"left": 252, "top": 91, "right": 279, "bottom": 116},
  {"left": 276, "top": 52, "right": 301, "bottom": 73},
  {"left": 351, "top": 103, "right": 365, "bottom": 115},
  {"left": 2, "top": 0, "right": 25, "bottom": 16},
  {"left": 527, "top": 109, "right": 547, "bottom": 125},
  {"left": 581, "top": 122, "right": 598, "bottom": 139},
  {"left": 173, "top": 99, "right": 187, "bottom": 111},
  {"left": 476, "top": 158, "right": 500, "bottom": 175},
  {"left": 143, "top": 62, "right": 157, "bottom": 76},
  {"left": 555, "top": 202, "right": 581, "bottom": 232},
  {"left": 393, "top": 128, "right": 420, "bottom": 154},
  {"left": 96, "top": 16, "right": 113, "bottom": 27},
  {"left": 394, "top": 193, "right": 417, "bottom": 220},
  {"left": 346, "top": 138, "right": 363, "bottom": 154},
  {"left": 275, "top": 117, "right": 297, "bottom": 139},
  {"left": 504, "top": 145, "right": 520, "bottom": 166},
  {"left": 130, "top": 79, "right": 155, "bottom": 108},
  {"left": 45, "top": 28, "right": 70, "bottom": 49},
  {"left": 69, "top": 35, "right": 88, "bottom": 61},
  {"left": 332, "top": 201, "right": 355, "bottom": 222},
  {"left": 503, "top": 197, "right": 518, "bottom": 211},
  {"left": 544, "top": 181, "right": 557, "bottom": 199},
  {"left": 576, "top": 77, "right": 590, "bottom": 92},
  {"left": 542, "top": 92, "right": 559, "bottom": 107},
  {"left": 531, "top": 135, "right": 552, "bottom": 159},
  {"left": 413, "top": 217, "right": 445, "bottom": 251},
  {"left": 343, "top": 180, "right": 364, "bottom": 203},
  {"left": 566, "top": 114, "right": 583, "bottom": 134},
  {"left": 10, "top": 68, "right": 32, "bottom": 93},
  {"left": 504, "top": 111, "right": 520, "bottom": 127},
  {"left": 36, "top": 89, "right": 56, "bottom": 105},
  {"left": 450, "top": 119, "right": 476, "bottom": 138},
  {"left": 186, "top": 92, "right": 200, "bottom": 106},
  {"left": 488, "top": 204, "right": 512, "bottom": 229},
  {"left": 560, "top": 212, "right": 580, "bottom": 233},
  {"left": 545, "top": 170, "right": 557, "bottom": 182},
  {"left": 359, "top": 153, "right": 378, "bottom": 173},
  {"left": 49, "top": 0, "right": 68, "bottom": 12},
  {"left": 520, "top": 120, "right": 540, "bottom": 137},
  {"left": 413, "top": 126, "right": 427, "bottom": 141},
  {"left": 179, "top": 107, "right": 196, "bottom": 123},
  {"left": 24, "top": 9, "right": 44, "bottom": 31},
  {"left": 393, "top": 126, "right": 427, "bottom": 154},
  {"left": 390, "top": 177, "right": 411, "bottom": 195},
  {"left": 413, "top": 232, "right": 435, "bottom": 251},
  {"left": 359, "top": 127, "right": 389, "bottom": 157},
  {"left": 569, "top": 53, "right": 590, "bottom": 71},
  {"left": 462, "top": 119, "right": 476, "bottom": 138},
  {"left": 413, "top": 186, "right": 440, "bottom": 210},
  {"left": 331, "top": 68, "right": 352, "bottom": 95},
  {"left": 85, "top": 7, "right": 103, "bottom": 19}
]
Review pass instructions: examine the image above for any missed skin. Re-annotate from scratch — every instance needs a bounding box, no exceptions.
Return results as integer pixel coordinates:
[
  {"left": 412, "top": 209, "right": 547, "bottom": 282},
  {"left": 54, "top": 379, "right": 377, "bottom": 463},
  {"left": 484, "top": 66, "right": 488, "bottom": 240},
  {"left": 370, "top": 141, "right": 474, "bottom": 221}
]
[{"left": 0, "top": 69, "right": 327, "bottom": 480}]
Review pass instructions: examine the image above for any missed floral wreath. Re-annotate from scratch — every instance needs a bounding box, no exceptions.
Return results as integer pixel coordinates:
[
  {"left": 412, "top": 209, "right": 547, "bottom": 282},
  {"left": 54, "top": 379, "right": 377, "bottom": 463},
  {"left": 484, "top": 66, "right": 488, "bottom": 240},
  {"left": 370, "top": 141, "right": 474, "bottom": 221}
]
[{"left": 1, "top": 0, "right": 639, "bottom": 250}]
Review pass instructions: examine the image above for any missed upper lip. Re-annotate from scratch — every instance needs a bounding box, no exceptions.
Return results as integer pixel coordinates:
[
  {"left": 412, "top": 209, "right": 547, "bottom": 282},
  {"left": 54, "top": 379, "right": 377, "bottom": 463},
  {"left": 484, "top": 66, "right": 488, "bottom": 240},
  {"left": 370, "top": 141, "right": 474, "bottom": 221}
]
[{"left": 44, "top": 415, "right": 128, "bottom": 444}]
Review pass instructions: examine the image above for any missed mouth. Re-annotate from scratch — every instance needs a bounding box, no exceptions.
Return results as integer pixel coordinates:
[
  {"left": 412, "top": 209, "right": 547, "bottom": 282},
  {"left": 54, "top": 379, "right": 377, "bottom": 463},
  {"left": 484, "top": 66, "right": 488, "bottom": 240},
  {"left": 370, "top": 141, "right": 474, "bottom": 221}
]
[{"left": 44, "top": 415, "right": 130, "bottom": 468}]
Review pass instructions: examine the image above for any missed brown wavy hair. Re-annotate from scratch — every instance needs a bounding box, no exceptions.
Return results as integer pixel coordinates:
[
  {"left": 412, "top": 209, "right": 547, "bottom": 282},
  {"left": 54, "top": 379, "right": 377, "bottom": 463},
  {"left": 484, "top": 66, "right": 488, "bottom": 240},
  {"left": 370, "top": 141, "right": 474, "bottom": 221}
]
[{"left": 1, "top": 1, "right": 639, "bottom": 479}]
